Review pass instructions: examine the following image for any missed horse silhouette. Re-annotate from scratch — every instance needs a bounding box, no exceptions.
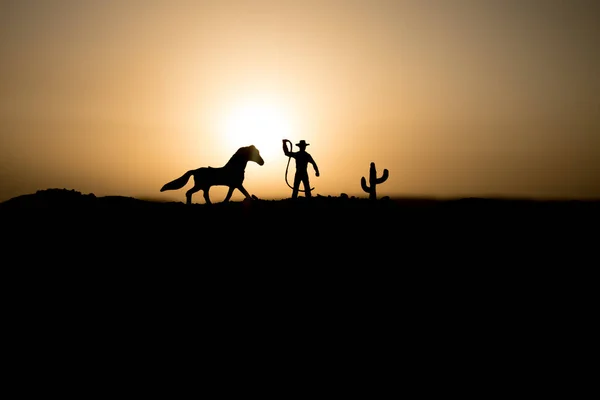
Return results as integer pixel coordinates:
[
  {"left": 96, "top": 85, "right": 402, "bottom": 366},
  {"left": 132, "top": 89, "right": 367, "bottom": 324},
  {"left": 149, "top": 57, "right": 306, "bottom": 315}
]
[{"left": 160, "top": 145, "right": 264, "bottom": 204}]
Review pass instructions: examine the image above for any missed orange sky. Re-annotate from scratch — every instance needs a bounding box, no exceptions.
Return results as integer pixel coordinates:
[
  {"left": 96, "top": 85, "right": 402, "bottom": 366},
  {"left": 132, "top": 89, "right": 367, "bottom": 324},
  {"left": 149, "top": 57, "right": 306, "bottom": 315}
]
[{"left": 1, "top": 0, "right": 599, "bottom": 203}]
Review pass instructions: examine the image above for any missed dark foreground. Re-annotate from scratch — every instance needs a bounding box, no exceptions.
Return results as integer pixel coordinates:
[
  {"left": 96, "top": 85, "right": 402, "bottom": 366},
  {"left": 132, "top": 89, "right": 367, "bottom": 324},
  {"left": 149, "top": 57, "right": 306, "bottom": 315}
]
[
  {"left": 2, "top": 188, "right": 597, "bottom": 356},
  {"left": 3, "top": 187, "right": 598, "bottom": 296},
  {"left": 2, "top": 188, "right": 597, "bottom": 259}
]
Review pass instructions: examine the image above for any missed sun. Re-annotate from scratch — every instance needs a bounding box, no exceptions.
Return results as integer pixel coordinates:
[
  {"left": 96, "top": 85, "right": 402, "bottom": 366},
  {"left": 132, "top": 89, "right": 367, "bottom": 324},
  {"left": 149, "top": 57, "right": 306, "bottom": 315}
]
[{"left": 220, "top": 99, "right": 295, "bottom": 161}]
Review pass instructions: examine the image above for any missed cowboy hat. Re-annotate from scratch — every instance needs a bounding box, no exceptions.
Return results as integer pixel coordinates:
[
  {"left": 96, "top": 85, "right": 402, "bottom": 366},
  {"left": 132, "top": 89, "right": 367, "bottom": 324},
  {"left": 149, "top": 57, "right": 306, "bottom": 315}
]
[{"left": 296, "top": 140, "right": 309, "bottom": 147}]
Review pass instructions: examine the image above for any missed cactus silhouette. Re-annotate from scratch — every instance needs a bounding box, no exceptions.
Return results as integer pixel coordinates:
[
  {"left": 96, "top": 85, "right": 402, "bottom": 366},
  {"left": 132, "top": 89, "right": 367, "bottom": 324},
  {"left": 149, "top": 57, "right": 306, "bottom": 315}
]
[{"left": 361, "top": 162, "right": 389, "bottom": 200}]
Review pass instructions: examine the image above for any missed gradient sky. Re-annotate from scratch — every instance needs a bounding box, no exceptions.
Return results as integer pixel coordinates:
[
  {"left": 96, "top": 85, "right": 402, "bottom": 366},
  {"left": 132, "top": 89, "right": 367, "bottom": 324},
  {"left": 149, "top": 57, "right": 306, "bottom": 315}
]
[{"left": 1, "top": 0, "right": 599, "bottom": 203}]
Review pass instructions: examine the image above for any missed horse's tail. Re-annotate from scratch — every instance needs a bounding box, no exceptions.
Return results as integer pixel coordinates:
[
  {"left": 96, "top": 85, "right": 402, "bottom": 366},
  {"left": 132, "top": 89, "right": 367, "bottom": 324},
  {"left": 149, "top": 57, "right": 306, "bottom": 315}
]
[{"left": 160, "top": 170, "right": 194, "bottom": 192}]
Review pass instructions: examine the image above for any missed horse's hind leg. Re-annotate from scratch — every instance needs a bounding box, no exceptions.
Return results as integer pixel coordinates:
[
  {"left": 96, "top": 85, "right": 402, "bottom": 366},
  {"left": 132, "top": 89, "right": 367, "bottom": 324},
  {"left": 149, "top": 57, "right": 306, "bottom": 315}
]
[{"left": 186, "top": 185, "right": 201, "bottom": 205}]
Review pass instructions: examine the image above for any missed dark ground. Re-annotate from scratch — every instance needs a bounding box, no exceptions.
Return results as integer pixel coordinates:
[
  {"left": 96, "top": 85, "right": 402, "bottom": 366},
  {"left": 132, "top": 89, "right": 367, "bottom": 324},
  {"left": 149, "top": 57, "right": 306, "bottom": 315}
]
[
  {"left": 2, "top": 188, "right": 597, "bottom": 296},
  {"left": 1, "top": 188, "right": 596, "bottom": 362},
  {"left": 2, "top": 188, "right": 597, "bottom": 261}
]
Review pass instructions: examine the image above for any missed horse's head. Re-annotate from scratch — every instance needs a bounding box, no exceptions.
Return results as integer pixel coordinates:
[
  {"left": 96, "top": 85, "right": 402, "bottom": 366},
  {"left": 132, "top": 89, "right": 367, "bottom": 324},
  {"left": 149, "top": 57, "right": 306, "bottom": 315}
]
[{"left": 247, "top": 145, "right": 265, "bottom": 166}]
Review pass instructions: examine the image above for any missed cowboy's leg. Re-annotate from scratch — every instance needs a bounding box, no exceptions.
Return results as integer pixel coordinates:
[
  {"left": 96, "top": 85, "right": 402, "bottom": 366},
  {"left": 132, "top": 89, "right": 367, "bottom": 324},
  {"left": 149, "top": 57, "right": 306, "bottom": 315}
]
[
  {"left": 292, "top": 174, "right": 301, "bottom": 199},
  {"left": 303, "top": 177, "right": 312, "bottom": 197}
]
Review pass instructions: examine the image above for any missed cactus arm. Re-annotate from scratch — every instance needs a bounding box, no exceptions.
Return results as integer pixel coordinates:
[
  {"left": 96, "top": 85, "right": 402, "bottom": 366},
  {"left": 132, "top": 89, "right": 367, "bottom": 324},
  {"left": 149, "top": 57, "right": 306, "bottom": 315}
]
[
  {"left": 375, "top": 169, "right": 389, "bottom": 184},
  {"left": 361, "top": 176, "right": 372, "bottom": 194}
]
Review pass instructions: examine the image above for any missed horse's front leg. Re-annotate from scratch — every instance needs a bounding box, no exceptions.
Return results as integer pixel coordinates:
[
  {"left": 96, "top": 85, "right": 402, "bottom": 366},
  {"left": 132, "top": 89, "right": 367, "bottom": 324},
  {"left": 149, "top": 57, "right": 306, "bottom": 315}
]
[
  {"left": 203, "top": 188, "right": 212, "bottom": 204},
  {"left": 237, "top": 185, "right": 252, "bottom": 199},
  {"left": 223, "top": 186, "right": 235, "bottom": 202}
]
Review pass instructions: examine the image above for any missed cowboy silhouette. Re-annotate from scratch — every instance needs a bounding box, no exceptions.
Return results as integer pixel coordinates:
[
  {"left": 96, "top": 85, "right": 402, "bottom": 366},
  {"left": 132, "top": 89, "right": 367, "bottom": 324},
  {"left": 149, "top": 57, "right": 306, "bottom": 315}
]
[{"left": 282, "top": 139, "right": 320, "bottom": 199}]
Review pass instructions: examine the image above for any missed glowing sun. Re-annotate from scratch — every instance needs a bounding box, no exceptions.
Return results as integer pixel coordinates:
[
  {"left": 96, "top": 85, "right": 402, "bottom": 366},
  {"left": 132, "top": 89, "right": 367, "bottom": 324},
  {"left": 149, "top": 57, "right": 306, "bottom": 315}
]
[{"left": 221, "top": 100, "right": 295, "bottom": 160}]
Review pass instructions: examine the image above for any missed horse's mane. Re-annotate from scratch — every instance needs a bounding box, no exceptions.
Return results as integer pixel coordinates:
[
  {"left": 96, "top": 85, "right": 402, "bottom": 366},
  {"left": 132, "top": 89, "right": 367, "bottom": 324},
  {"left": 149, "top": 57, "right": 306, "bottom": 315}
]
[{"left": 225, "top": 145, "right": 257, "bottom": 168}]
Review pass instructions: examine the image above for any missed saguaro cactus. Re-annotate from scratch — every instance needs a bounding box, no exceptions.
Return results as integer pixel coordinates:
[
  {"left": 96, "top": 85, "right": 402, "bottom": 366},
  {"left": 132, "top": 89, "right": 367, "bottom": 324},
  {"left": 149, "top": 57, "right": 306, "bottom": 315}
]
[{"left": 361, "top": 162, "right": 389, "bottom": 200}]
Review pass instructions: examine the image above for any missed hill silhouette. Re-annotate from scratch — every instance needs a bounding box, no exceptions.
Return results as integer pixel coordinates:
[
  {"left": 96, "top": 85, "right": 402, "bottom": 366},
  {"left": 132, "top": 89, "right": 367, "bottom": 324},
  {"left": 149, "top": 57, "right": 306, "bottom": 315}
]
[
  {"left": 3, "top": 188, "right": 597, "bottom": 248},
  {"left": 2, "top": 188, "right": 597, "bottom": 331}
]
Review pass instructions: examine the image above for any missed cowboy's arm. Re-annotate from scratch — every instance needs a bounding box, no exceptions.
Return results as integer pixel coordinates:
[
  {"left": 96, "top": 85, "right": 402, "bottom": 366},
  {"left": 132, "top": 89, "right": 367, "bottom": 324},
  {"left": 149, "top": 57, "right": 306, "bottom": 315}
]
[{"left": 310, "top": 155, "right": 320, "bottom": 177}]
